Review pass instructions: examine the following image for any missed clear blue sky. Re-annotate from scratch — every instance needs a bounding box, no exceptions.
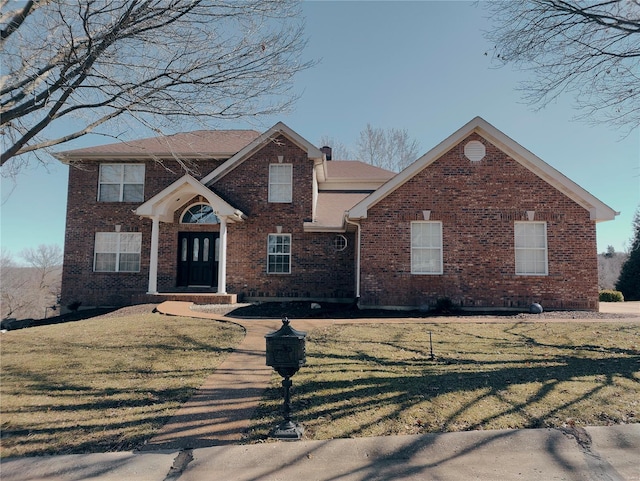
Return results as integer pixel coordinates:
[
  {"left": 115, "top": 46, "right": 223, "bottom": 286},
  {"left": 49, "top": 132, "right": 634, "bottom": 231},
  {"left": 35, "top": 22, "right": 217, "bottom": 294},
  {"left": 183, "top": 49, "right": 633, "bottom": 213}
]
[{"left": 2, "top": 1, "right": 638, "bottom": 263}]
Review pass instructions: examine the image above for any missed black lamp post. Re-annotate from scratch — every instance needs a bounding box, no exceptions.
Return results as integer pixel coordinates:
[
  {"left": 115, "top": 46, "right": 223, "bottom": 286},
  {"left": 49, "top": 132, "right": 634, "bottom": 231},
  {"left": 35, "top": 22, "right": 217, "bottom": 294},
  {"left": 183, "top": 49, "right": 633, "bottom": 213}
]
[{"left": 265, "top": 316, "right": 307, "bottom": 440}]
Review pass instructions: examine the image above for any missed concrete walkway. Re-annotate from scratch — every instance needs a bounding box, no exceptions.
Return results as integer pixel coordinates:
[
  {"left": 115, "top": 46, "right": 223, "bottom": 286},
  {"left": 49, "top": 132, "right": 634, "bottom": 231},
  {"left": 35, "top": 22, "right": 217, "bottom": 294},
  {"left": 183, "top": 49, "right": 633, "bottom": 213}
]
[
  {"left": 1, "top": 301, "right": 638, "bottom": 481},
  {"left": 142, "top": 307, "right": 281, "bottom": 450}
]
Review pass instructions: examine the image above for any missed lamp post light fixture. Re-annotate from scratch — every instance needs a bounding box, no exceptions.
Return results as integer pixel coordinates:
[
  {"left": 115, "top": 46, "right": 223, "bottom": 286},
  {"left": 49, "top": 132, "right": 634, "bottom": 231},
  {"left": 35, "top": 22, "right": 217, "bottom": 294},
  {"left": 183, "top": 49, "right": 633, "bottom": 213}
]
[{"left": 265, "top": 316, "right": 307, "bottom": 440}]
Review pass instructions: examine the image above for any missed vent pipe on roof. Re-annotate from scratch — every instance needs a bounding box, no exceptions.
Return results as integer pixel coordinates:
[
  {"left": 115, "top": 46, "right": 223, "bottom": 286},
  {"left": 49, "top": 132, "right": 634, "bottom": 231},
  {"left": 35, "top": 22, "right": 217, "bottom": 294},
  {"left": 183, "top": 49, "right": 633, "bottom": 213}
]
[{"left": 320, "top": 146, "right": 332, "bottom": 161}]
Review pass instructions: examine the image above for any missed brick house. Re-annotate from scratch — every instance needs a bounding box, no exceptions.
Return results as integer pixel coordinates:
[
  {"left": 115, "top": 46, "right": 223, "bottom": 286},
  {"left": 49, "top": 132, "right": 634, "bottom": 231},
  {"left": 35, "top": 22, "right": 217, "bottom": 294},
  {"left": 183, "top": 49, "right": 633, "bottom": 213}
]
[{"left": 55, "top": 117, "right": 617, "bottom": 311}]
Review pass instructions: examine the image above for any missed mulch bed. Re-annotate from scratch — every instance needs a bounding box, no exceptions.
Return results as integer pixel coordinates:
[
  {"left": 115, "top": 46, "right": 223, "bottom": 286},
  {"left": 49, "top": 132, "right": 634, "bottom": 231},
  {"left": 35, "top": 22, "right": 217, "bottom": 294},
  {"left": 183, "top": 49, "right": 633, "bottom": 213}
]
[{"left": 218, "top": 301, "right": 629, "bottom": 320}]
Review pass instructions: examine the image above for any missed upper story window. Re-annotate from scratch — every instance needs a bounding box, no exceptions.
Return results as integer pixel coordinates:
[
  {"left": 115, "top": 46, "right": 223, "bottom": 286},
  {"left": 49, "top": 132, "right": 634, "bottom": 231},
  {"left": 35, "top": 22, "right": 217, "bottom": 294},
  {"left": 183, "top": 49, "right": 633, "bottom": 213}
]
[
  {"left": 411, "top": 221, "right": 443, "bottom": 275},
  {"left": 268, "top": 164, "right": 292, "bottom": 203},
  {"left": 514, "top": 221, "right": 548, "bottom": 275},
  {"left": 94, "top": 232, "right": 142, "bottom": 272},
  {"left": 98, "top": 164, "right": 144, "bottom": 202},
  {"left": 181, "top": 203, "right": 219, "bottom": 224}
]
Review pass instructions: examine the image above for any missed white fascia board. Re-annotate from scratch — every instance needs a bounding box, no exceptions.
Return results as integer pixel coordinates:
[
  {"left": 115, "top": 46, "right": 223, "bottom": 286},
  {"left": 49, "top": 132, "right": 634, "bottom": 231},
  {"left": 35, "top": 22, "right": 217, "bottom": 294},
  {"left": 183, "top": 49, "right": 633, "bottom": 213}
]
[
  {"left": 135, "top": 175, "right": 194, "bottom": 220},
  {"left": 135, "top": 175, "right": 243, "bottom": 222},
  {"left": 303, "top": 221, "right": 347, "bottom": 233},
  {"left": 201, "top": 121, "right": 323, "bottom": 186},
  {"left": 319, "top": 179, "right": 388, "bottom": 191},
  {"left": 315, "top": 158, "right": 328, "bottom": 183}
]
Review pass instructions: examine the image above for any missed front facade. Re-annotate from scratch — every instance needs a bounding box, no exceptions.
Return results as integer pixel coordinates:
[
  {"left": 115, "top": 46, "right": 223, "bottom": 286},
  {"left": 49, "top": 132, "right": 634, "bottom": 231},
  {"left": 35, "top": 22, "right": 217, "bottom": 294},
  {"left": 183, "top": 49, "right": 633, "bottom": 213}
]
[{"left": 56, "top": 117, "right": 617, "bottom": 311}]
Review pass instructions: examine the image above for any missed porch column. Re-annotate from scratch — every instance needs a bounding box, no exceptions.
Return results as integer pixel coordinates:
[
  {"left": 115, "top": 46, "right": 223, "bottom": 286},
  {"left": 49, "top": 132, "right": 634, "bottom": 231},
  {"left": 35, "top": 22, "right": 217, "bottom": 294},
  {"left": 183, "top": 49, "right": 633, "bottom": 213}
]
[
  {"left": 147, "top": 216, "right": 160, "bottom": 294},
  {"left": 217, "top": 217, "right": 227, "bottom": 294}
]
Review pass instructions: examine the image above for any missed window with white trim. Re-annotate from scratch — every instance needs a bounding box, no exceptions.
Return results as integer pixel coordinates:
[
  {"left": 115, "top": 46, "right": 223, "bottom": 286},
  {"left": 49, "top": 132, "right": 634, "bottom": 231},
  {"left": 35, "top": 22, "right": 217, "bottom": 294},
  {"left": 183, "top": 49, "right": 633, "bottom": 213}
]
[
  {"left": 94, "top": 232, "right": 142, "bottom": 272},
  {"left": 411, "top": 221, "right": 443, "bottom": 274},
  {"left": 181, "top": 203, "right": 219, "bottom": 224},
  {"left": 268, "top": 164, "right": 292, "bottom": 203},
  {"left": 514, "top": 222, "right": 548, "bottom": 275},
  {"left": 98, "top": 164, "right": 145, "bottom": 202},
  {"left": 267, "top": 234, "right": 291, "bottom": 273}
]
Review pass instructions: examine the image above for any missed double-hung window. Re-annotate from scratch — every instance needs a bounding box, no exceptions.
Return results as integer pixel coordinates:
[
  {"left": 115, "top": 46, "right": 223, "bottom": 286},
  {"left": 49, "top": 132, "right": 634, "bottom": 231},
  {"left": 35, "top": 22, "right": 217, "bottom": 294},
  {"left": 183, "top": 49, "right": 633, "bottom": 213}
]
[
  {"left": 98, "top": 164, "right": 145, "bottom": 202},
  {"left": 514, "top": 222, "right": 548, "bottom": 275},
  {"left": 411, "top": 221, "right": 443, "bottom": 274},
  {"left": 267, "top": 234, "right": 291, "bottom": 273},
  {"left": 94, "top": 232, "right": 142, "bottom": 272},
  {"left": 268, "top": 164, "right": 292, "bottom": 203}
]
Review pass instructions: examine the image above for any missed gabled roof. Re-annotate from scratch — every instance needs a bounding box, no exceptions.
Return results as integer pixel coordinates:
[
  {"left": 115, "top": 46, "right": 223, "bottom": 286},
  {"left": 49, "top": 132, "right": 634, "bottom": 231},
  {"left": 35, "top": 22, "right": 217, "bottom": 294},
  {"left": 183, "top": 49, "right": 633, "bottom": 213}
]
[
  {"left": 348, "top": 116, "right": 618, "bottom": 222},
  {"left": 54, "top": 130, "right": 260, "bottom": 161},
  {"left": 135, "top": 175, "right": 245, "bottom": 223},
  {"left": 201, "top": 122, "right": 323, "bottom": 185}
]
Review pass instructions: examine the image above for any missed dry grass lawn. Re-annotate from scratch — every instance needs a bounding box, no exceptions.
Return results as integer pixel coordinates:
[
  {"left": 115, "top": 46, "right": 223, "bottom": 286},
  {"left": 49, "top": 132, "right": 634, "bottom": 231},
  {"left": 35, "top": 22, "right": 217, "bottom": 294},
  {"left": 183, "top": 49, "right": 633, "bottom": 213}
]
[
  {"left": 2, "top": 312, "right": 638, "bottom": 458},
  {"left": 248, "top": 321, "right": 640, "bottom": 441},
  {"left": 0, "top": 313, "right": 244, "bottom": 458}
]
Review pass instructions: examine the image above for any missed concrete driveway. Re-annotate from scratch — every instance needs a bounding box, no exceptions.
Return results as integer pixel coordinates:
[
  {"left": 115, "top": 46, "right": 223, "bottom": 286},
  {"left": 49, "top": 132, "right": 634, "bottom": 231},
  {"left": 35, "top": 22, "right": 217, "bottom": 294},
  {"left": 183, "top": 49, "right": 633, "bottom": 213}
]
[{"left": 600, "top": 301, "right": 640, "bottom": 315}]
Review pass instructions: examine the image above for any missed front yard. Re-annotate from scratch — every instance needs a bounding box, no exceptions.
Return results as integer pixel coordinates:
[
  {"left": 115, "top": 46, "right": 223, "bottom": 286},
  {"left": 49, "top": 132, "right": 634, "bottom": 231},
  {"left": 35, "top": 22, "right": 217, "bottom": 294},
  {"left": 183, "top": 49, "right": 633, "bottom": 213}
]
[{"left": 1, "top": 308, "right": 638, "bottom": 457}]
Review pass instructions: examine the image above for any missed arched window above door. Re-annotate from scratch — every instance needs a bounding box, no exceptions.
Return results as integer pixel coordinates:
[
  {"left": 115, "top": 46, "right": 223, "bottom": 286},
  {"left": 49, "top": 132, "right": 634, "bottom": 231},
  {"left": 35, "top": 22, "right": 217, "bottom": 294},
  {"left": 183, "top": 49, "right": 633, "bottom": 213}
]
[{"left": 181, "top": 203, "right": 219, "bottom": 224}]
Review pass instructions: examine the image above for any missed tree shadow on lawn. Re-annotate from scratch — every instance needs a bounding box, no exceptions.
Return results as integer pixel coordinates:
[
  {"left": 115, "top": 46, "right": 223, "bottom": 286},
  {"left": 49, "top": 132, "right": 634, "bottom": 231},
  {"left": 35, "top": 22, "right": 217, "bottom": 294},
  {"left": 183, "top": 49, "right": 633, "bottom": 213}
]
[
  {"left": 0, "top": 363, "right": 216, "bottom": 457},
  {"left": 249, "top": 324, "right": 640, "bottom": 441}
]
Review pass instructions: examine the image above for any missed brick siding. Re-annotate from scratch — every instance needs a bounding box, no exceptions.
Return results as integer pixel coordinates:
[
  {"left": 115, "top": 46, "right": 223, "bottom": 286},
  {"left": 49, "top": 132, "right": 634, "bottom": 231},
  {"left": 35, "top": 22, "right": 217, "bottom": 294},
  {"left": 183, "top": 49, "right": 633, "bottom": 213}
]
[
  {"left": 60, "top": 131, "right": 600, "bottom": 311},
  {"left": 212, "top": 135, "right": 355, "bottom": 300},
  {"left": 358, "top": 133, "right": 599, "bottom": 310}
]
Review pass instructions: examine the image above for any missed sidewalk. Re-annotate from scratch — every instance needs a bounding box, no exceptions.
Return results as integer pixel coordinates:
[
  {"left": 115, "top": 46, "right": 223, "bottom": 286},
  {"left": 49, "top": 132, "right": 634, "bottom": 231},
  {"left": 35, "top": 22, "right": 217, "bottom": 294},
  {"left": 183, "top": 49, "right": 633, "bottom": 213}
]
[{"left": 1, "top": 301, "right": 638, "bottom": 481}]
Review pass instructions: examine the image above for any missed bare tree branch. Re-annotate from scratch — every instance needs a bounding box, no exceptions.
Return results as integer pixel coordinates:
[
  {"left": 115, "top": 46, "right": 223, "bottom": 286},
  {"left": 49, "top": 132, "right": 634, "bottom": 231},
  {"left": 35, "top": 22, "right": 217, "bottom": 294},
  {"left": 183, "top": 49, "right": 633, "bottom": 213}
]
[
  {"left": 1, "top": 0, "right": 314, "bottom": 172},
  {"left": 20, "top": 244, "right": 63, "bottom": 290},
  {"left": 485, "top": 0, "right": 640, "bottom": 133},
  {"left": 356, "top": 125, "right": 420, "bottom": 172},
  {"left": 0, "top": 0, "right": 39, "bottom": 42}
]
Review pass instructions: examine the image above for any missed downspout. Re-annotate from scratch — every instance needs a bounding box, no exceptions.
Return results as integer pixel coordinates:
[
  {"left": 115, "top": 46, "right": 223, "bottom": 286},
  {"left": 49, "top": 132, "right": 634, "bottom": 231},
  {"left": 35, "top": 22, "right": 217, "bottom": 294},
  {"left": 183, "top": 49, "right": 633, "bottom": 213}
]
[{"left": 344, "top": 214, "right": 361, "bottom": 302}]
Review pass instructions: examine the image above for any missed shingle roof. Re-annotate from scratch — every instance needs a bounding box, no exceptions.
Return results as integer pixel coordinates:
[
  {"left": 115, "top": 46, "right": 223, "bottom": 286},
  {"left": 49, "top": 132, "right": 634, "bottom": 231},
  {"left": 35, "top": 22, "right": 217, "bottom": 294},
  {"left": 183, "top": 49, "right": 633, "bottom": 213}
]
[
  {"left": 314, "top": 192, "right": 370, "bottom": 228},
  {"left": 325, "top": 161, "right": 395, "bottom": 181},
  {"left": 55, "top": 130, "right": 261, "bottom": 160}
]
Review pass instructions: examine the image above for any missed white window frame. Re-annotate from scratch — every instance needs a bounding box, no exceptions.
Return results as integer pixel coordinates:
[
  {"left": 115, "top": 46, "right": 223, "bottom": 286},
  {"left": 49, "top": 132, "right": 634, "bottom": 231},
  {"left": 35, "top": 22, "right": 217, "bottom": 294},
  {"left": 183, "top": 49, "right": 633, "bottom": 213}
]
[
  {"left": 267, "top": 233, "right": 291, "bottom": 274},
  {"left": 94, "top": 232, "right": 142, "bottom": 272},
  {"left": 180, "top": 203, "right": 219, "bottom": 224},
  {"left": 514, "top": 221, "right": 548, "bottom": 276},
  {"left": 268, "top": 164, "right": 293, "bottom": 203},
  {"left": 98, "top": 164, "right": 145, "bottom": 202},
  {"left": 411, "top": 221, "right": 443, "bottom": 275}
]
